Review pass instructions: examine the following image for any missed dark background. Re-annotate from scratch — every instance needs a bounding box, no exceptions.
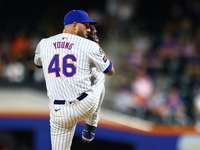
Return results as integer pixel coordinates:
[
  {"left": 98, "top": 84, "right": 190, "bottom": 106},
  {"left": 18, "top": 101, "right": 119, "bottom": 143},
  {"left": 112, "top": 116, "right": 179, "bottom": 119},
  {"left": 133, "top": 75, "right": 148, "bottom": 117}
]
[{"left": 1, "top": 0, "right": 198, "bottom": 38}]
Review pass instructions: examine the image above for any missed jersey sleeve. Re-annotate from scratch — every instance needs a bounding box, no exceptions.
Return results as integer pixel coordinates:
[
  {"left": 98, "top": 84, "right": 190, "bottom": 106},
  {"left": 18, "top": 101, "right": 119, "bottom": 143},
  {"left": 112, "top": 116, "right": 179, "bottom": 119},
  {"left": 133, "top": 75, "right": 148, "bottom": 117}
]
[
  {"left": 89, "top": 43, "right": 111, "bottom": 73},
  {"left": 34, "top": 39, "right": 43, "bottom": 68}
]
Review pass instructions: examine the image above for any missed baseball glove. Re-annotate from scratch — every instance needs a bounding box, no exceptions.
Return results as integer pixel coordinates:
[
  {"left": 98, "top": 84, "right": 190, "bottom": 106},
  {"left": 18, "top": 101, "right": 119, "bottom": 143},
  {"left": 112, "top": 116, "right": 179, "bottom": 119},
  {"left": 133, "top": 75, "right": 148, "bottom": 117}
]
[{"left": 88, "top": 25, "right": 99, "bottom": 43}]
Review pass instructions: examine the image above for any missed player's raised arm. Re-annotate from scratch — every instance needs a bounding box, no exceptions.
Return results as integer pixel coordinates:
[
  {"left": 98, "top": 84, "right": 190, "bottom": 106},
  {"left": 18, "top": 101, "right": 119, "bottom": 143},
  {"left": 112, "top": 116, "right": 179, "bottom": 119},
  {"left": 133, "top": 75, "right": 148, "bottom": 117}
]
[
  {"left": 87, "top": 25, "right": 115, "bottom": 76},
  {"left": 100, "top": 47, "right": 114, "bottom": 76}
]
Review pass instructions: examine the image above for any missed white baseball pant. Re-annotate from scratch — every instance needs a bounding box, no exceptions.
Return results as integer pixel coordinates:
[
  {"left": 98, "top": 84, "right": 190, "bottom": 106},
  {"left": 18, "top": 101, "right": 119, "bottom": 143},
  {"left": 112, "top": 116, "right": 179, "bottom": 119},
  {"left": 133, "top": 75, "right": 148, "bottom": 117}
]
[{"left": 49, "top": 68, "right": 105, "bottom": 150}]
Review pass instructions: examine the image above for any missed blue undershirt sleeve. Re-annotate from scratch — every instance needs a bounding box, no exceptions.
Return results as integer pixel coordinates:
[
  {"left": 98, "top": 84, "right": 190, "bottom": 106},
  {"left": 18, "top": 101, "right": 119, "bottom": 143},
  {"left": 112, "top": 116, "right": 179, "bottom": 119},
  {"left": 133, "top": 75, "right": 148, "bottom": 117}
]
[{"left": 103, "top": 61, "right": 113, "bottom": 73}]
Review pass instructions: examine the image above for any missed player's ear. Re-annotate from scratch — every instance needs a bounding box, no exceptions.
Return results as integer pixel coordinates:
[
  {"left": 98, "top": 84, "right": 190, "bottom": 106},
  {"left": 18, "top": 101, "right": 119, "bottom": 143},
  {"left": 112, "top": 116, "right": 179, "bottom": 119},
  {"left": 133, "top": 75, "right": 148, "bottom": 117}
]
[{"left": 72, "top": 22, "right": 78, "bottom": 31}]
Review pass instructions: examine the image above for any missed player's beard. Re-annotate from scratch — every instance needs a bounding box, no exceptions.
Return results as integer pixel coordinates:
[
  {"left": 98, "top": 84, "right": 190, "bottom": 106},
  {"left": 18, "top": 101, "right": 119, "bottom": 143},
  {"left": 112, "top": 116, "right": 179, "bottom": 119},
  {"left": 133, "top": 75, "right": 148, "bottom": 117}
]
[{"left": 77, "top": 28, "right": 87, "bottom": 38}]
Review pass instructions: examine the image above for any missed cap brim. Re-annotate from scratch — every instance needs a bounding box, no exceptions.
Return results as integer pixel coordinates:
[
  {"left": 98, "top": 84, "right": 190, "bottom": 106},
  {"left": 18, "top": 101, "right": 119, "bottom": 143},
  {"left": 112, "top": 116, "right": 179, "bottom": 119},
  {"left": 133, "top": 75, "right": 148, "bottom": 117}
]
[{"left": 78, "top": 20, "right": 97, "bottom": 25}]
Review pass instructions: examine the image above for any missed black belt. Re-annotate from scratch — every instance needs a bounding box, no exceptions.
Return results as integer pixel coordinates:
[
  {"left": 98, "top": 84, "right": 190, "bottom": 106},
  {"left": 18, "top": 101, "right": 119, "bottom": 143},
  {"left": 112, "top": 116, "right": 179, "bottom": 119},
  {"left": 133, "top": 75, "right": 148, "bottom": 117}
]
[{"left": 54, "top": 93, "right": 88, "bottom": 105}]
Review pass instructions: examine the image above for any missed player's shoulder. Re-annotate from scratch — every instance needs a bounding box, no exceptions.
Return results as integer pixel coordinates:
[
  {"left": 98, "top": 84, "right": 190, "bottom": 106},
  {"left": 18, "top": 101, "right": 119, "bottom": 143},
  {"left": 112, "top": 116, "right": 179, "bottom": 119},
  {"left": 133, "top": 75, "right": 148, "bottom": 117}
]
[
  {"left": 38, "top": 33, "right": 98, "bottom": 49},
  {"left": 71, "top": 34, "right": 94, "bottom": 43},
  {"left": 68, "top": 34, "right": 99, "bottom": 48}
]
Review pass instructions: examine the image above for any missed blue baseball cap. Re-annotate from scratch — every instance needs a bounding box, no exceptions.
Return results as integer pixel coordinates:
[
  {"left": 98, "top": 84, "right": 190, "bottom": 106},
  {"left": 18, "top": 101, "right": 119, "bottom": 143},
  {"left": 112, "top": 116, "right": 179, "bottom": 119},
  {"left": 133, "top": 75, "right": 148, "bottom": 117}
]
[{"left": 64, "top": 10, "right": 97, "bottom": 25}]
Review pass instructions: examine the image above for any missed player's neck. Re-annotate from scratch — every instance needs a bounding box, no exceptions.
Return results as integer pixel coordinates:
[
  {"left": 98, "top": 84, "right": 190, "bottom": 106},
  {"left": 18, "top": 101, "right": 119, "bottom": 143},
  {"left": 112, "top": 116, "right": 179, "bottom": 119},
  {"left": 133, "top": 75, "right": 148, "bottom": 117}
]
[{"left": 62, "top": 28, "right": 76, "bottom": 35}]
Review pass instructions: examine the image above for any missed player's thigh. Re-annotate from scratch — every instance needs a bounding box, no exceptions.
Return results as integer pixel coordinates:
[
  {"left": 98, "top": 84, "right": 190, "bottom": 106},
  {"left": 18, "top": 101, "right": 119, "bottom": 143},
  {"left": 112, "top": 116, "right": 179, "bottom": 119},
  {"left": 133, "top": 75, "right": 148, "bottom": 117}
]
[{"left": 74, "top": 84, "right": 104, "bottom": 120}]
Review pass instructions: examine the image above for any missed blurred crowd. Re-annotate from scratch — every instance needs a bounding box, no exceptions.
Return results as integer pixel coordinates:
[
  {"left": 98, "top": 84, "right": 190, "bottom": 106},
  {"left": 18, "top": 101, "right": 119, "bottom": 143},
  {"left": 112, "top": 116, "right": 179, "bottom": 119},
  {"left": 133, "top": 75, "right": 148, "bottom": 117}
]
[
  {"left": 1, "top": 0, "right": 200, "bottom": 126},
  {"left": 110, "top": 0, "right": 200, "bottom": 125}
]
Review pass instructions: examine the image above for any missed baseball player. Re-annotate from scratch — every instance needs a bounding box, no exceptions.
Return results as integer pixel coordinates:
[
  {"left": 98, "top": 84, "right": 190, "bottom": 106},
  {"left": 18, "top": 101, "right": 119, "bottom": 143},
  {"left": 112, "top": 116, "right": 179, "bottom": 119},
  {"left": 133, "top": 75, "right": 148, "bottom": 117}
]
[{"left": 34, "top": 10, "right": 114, "bottom": 150}]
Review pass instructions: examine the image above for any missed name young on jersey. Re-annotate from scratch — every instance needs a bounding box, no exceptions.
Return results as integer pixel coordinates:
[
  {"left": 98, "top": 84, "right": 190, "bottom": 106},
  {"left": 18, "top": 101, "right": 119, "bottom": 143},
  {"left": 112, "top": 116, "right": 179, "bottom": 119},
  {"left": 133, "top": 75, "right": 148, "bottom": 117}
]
[{"left": 53, "top": 41, "right": 74, "bottom": 50}]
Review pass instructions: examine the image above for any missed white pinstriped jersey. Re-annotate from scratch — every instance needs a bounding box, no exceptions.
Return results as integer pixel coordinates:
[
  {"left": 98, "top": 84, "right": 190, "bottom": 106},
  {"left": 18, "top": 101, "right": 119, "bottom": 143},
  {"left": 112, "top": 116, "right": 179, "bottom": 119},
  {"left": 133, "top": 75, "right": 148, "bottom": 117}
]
[{"left": 34, "top": 33, "right": 110, "bottom": 101}]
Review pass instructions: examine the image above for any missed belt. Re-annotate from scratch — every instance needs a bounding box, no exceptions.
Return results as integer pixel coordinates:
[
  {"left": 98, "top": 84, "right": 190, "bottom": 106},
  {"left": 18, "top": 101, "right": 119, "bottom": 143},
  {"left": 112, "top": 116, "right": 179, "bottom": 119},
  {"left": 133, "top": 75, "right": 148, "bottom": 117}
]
[{"left": 54, "top": 93, "right": 88, "bottom": 105}]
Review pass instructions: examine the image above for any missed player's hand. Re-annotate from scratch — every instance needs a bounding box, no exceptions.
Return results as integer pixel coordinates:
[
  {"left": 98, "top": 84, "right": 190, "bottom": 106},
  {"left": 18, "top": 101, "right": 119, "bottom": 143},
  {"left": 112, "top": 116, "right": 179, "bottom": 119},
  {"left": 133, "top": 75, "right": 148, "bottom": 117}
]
[{"left": 88, "top": 25, "right": 99, "bottom": 43}]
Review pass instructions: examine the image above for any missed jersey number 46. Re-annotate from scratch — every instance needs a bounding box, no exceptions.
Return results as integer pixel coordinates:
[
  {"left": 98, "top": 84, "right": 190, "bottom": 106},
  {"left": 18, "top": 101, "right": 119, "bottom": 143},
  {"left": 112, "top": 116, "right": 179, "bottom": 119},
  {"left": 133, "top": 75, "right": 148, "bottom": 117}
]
[{"left": 48, "top": 54, "right": 77, "bottom": 77}]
